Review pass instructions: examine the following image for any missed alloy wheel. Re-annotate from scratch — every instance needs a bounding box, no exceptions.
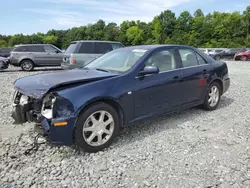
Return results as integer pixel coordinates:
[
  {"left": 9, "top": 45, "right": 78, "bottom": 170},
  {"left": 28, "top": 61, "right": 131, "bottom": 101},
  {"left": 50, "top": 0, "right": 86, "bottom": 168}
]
[
  {"left": 82, "top": 110, "right": 115, "bottom": 146},
  {"left": 22, "top": 61, "right": 33, "bottom": 71},
  {"left": 208, "top": 86, "right": 219, "bottom": 107}
]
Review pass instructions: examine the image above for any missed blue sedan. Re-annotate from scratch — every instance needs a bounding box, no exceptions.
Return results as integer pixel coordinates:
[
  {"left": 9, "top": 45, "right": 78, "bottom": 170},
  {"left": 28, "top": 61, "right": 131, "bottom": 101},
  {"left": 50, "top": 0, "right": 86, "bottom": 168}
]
[{"left": 11, "top": 45, "right": 230, "bottom": 152}]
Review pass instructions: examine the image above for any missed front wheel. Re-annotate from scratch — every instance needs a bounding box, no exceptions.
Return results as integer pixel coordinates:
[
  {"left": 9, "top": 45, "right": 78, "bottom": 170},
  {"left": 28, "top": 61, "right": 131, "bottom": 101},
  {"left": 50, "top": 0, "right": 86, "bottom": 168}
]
[
  {"left": 203, "top": 82, "right": 221, "bottom": 111},
  {"left": 74, "top": 102, "right": 120, "bottom": 152}
]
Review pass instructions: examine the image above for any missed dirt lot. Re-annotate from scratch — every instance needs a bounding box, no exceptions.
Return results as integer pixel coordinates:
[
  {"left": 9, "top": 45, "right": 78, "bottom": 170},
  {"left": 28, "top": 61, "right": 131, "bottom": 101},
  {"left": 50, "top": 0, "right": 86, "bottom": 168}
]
[{"left": 0, "top": 62, "right": 250, "bottom": 188}]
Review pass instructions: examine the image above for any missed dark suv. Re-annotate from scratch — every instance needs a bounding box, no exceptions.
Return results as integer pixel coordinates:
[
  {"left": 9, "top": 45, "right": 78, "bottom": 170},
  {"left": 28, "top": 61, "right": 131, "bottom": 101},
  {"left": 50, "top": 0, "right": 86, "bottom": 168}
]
[
  {"left": 61, "top": 40, "right": 124, "bottom": 69},
  {"left": 10, "top": 44, "right": 63, "bottom": 71}
]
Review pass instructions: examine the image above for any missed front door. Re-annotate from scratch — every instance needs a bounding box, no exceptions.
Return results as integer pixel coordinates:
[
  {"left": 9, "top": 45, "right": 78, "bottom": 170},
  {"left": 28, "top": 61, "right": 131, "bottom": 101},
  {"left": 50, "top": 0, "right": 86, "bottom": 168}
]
[
  {"left": 132, "top": 48, "right": 183, "bottom": 120},
  {"left": 44, "top": 45, "right": 62, "bottom": 66}
]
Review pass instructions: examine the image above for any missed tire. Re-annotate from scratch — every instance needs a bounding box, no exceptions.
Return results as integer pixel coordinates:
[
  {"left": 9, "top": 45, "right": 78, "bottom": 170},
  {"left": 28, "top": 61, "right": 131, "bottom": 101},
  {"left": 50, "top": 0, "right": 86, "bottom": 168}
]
[
  {"left": 214, "top": 55, "right": 221, "bottom": 61},
  {"left": 20, "top": 60, "right": 34, "bottom": 71},
  {"left": 240, "top": 56, "right": 248, "bottom": 61},
  {"left": 203, "top": 82, "right": 221, "bottom": 111},
  {"left": 74, "top": 102, "right": 120, "bottom": 152}
]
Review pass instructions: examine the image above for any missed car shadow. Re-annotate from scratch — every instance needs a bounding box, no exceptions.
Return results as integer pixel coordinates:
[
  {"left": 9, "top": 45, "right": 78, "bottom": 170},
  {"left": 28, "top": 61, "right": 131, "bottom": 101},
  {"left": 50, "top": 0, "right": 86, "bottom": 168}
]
[
  {"left": 218, "top": 96, "right": 234, "bottom": 109},
  {"left": 111, "top": 96, "right": 234, "bottom": 149}
]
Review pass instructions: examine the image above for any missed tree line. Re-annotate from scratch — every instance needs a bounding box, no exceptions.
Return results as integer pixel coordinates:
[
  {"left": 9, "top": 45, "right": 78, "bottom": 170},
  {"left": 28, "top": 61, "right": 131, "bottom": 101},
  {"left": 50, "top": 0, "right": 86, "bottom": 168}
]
[{"left": 0, "top": 6, "right": 250, "bottom": 50}]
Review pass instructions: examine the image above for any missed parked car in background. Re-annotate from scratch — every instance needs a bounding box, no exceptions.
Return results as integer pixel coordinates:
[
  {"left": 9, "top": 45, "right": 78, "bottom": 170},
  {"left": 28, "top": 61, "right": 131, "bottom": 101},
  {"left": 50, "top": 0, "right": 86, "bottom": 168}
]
[
  {"left": 10, "top": 44, "right": 63, "bottom": 71},
  {"left": 199, "top": 49, "right": 211, "bottom": 55},
  {"left": 11, "top": 45, "right": 230, "bottom": 152},
  {"left": 0, "top": 56, "right": 9, "bottom": 70},
  {"left": 61, "top": 40, "right": 124, "bottom": 69},
  {"left": 221, "top": 48, "right": 246, "bottom": 60},
  {"left": 234, "top": 50, "right": 250, "bottom": 61},
  {"left": 0, "top": 48, "right": 13, "bottom": 57},
  {"left": 208, "top": 49, "right": 225, "bottom": 60}
]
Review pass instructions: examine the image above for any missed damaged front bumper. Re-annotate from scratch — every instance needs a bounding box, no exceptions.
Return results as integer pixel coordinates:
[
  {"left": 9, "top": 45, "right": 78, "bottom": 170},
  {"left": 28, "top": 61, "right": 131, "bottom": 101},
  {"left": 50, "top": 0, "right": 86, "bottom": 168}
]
[
  {"left": 11, "top": 91, "right": 77, "bottom": 145},
  {"left": 38, "top": 115, "right": 76, "bottom": 145}
]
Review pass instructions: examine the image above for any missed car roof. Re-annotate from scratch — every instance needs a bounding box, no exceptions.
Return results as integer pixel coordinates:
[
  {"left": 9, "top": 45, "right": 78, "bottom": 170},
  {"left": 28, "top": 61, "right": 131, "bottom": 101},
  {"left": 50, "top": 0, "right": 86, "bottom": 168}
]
[
  {"left": 14, "top": 44, "right": 53, "bottom": 47},
  {"left": 115, "top": 44, "right": 196, "bottom": 51},
  {"left": 71, "top": 40, "right": 122, "bottom": 44}
]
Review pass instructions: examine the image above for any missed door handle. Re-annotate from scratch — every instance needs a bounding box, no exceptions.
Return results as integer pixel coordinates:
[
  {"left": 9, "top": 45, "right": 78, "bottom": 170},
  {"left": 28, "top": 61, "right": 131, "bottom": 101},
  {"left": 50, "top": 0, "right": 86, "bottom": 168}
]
[
  {"left": 202, "top": 69, "right": 209, "bottom": 79},
  {"left": 202, "top": 69, "right": 207, "bottom": 73},
  {"left": 173, "top": 76, "right": 179, "bottom": 80}
]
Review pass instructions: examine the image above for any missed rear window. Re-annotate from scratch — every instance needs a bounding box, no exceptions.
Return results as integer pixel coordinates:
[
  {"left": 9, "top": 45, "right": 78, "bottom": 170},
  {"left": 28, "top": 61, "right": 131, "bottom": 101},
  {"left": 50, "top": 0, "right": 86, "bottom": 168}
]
[
  {"left": 65, "top": 43, "right": 77, "bottom": 54},
  {"left": 13, "top": 46, "right": 45, "bottom": 52}
]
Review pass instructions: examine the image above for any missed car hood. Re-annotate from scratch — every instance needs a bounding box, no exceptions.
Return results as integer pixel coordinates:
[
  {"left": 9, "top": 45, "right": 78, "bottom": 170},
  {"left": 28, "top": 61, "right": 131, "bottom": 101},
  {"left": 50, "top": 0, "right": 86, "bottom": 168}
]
[{"left": 14, "top": 68, "right": 118, "bottom": 99}]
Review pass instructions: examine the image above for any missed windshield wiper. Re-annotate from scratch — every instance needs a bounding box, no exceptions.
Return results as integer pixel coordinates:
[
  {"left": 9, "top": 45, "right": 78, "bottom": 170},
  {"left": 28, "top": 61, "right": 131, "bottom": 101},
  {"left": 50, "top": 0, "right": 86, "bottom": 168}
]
[{"left": 95, "top": 68, "right": 110, "bottom": 72}]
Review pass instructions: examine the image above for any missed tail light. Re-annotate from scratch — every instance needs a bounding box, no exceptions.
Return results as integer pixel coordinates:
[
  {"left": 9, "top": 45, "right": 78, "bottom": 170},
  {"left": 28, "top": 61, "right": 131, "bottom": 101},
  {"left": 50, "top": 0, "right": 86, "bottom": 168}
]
[{"left": 70, "top": 56, "right": 76, "bottom": 64}]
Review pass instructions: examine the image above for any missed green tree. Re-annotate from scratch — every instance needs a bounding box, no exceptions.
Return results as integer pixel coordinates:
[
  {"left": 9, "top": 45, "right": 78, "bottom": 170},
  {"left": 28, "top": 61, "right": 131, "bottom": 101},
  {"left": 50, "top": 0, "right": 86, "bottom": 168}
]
[
  {"left": 2, "top": 6, "right": 250, "bottom": 49},
  {"left": 0, "top": 39, "right": 7, "bottom": 47},
  {"left": 43, "top": 35, "right": 58, "bottom": 45},
  {"left": 152, "top": 10, "right": 176, "bottom": 44},
  {"left": 104, "top": 23, "right": 120, "bottom": 41},
  {"left": 126, "top": 26, "right": 144, "bottom": 45}
]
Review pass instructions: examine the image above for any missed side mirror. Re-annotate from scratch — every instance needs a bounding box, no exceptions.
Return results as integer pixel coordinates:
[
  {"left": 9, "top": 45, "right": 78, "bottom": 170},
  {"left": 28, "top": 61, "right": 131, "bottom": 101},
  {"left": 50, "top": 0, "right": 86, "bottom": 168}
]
[
  {"left": 56, "top": 50, "right": 61, "bottom": 53},
  {"left": 138, "top": 66, "right": 159, "bottom": 76}
]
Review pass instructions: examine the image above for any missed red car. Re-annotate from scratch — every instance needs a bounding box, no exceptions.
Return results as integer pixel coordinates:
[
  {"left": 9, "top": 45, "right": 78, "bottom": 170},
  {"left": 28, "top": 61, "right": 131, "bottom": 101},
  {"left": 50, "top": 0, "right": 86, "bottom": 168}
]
[{"left": 234, "top": 50, "right": 250, "bottom": 61}]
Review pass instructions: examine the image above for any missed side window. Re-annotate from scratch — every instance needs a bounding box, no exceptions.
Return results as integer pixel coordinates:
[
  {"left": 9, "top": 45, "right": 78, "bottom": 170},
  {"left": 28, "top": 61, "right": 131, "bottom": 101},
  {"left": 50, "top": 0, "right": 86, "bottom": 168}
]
[
  {"left": 44, "top": 46, "right": 57, "bottom": 53},
  {"left": 13, "top": 46, "right": 25, "bottom": 52},
  {"left": 78, "top": 42, "right": 94, "bottom": 54},
  {"left": 179, "top": 49, "right": 199, "bottom": 68},
  {"left": 28, "top": 46, "right": 45, "bottom": 52},
  {"left": 94, "top": 42, "right": 113, "bottom": 54},
  {"left": 145, "top": 49, "right": 177, "bottom": 73},
  {"left": 196, "top": 53, "right": 207, "bottom": 65}
]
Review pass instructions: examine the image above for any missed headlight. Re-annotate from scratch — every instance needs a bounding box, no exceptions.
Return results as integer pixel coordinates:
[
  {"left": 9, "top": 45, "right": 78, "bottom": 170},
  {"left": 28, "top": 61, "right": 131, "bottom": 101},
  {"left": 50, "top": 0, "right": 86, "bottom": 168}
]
[
  {"left": 41, "top": 94, "right": 57, "bottom": 119},
  {"left": 20, "top": 95, "right": 29, "bottom": 105}
]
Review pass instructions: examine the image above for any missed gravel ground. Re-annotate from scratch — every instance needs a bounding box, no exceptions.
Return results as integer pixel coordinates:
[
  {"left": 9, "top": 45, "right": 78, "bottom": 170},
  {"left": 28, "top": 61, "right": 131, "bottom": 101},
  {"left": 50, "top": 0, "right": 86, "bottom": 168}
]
[{"left": 0, "top": 62, "right": 250, "bottom": 188}]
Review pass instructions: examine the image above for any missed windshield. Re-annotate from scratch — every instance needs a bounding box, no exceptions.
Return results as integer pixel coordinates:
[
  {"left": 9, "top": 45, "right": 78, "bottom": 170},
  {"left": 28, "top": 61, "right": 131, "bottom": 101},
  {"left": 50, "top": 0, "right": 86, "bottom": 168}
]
[
  {"left": 85, "top": 48, "right": 148, "bottom": 73},
  {"left": 65, "top": 43, "right": 77, "bottom": 54}
]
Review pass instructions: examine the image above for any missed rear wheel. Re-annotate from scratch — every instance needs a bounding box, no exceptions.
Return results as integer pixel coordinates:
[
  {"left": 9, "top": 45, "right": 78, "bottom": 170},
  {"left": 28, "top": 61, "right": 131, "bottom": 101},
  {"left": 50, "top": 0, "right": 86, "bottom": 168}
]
[
  {"left": 203, "top": 82, "right": 221, "bottom": 111},
  {"left": 74, "top": 102, "right": 120, "bottom": 152},
  {"left": 21, "top": 60, "right": 34, "bottom": 71},
  {"left": 240, "top": 56, "right": 248, "bottom": 61}
]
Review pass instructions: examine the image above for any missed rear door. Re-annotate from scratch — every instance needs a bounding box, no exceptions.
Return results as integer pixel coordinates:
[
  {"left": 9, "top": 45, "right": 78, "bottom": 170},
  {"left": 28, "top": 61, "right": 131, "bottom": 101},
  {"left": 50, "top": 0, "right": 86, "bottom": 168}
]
[
  {"left": 177, "top": 48, "right": 211, "bottom": 107},
  {"left": 43, "top": 45, "right": 62, "bottom": 66},
  {"left": 30, "top": 46, "right": 47, "bottom": 65}
]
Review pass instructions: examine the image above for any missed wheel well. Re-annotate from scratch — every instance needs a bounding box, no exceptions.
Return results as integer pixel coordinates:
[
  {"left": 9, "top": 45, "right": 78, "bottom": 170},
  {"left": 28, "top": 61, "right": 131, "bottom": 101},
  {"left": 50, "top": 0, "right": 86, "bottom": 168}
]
[
  {"left": 19, "top": 59, "right": 34, "bottom": 65},
  {"left": 211, "top": 79, "right": 223, "bottom": 93},
  {"left": 78, "top": 99, "right": 124, "bottom": 127}
]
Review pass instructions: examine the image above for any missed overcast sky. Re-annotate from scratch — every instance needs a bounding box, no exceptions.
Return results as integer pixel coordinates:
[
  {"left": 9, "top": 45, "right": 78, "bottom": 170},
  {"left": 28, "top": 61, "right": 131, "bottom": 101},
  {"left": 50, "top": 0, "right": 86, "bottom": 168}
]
[{"left": 1, "top": 0, "right": 249, "bottom": 35}]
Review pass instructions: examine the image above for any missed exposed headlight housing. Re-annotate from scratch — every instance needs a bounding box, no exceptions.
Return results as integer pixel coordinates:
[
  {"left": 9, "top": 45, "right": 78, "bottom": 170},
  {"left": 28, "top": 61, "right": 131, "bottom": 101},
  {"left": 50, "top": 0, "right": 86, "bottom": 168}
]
[
  {"left": 20, "top": 95, "right": 29, "bottom": 105},
  {"left": 41, "top": 93, "right": 57, "bottom": 119}
]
